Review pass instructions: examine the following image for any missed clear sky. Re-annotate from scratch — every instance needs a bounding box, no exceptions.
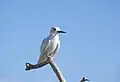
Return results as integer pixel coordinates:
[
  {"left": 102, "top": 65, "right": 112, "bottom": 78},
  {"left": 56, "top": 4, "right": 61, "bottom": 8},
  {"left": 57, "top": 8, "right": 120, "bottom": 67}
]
[{"left": 0, "top": 0, "right": 120, "bottom": 82}]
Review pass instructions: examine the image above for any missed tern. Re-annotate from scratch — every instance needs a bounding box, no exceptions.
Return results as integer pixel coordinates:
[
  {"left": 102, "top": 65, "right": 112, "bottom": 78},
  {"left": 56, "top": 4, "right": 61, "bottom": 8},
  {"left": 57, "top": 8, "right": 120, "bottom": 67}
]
[
  {"left": 80, "top": 77, "right": 90, "bottom": 82},
  {"left": 37, "top": 26, "right": 66, "bottom": 64}
]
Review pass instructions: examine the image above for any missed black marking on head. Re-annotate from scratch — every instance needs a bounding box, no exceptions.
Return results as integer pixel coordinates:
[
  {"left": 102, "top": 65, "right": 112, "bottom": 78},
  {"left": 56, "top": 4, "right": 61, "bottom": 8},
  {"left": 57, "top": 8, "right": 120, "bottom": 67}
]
[{"left": 52, "top": 27, "right": 56, "bottom": 31}]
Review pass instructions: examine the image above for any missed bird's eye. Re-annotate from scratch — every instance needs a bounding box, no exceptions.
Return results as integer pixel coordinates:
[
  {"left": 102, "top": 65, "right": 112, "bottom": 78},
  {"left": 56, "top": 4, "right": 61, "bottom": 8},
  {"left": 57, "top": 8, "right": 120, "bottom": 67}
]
[{"left": 53, "top": 28, "right": 56, "bottom": 31}]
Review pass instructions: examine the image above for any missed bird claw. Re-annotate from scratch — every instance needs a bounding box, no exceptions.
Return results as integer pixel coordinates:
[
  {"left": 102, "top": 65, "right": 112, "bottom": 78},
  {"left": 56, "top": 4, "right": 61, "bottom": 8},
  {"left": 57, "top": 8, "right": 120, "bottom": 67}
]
[{"left": 47, "top": 56, "right": 54, "bottom": 62}]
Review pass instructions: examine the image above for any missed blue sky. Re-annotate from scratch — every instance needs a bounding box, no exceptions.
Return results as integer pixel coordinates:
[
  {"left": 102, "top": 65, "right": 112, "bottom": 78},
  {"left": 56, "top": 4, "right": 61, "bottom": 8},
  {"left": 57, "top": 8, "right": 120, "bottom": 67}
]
[{"left": 0, "top": 0, "right": 120, "bottom": 82}]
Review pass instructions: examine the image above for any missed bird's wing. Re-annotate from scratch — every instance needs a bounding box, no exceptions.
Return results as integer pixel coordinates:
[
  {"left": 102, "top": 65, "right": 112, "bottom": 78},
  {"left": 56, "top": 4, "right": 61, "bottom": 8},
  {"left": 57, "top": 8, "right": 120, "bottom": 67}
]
[
  {"left": 51, "top": 41, "right": 60, "bottom": 57},
  {"left": 40, "top": 37, "right": 50, "bottom": 54},
  {"left": 37, "top": 37, "right": 50, "bottom": 64}
]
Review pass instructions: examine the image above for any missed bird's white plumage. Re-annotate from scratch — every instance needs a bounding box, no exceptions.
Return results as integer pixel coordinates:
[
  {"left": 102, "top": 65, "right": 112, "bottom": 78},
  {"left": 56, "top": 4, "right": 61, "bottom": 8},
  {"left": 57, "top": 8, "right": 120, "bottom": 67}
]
[
  {"left": 37, "top": 26, "right": 65, "bottom": 64},
  {"left": 80, "top": 77, "right": 90, "bottom": 82}
]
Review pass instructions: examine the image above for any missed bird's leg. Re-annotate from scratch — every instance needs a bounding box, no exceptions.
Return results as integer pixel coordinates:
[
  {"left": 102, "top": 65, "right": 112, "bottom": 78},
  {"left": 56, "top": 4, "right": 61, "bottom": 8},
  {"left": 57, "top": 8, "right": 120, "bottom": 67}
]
[{"left": 47, "top": 54, "right": 54, "bottom": 63}]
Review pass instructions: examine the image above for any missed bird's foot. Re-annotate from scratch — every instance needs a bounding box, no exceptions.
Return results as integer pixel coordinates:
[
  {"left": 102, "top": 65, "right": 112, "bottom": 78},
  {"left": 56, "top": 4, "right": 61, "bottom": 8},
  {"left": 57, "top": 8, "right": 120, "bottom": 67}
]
[{"left": 47, "top": 56, "right": 54, "bottom": 62}]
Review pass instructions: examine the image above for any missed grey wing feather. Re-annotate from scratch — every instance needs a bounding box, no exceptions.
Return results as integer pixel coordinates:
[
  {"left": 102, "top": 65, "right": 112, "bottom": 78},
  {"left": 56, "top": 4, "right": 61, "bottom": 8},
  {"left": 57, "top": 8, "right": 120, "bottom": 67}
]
[
  {"left": 40, "top": 37, "right": 50, "bottom": 54},
  {"left": 37, "top": 37, "right": 50, "bottom": 64},
  {"left": 51, "top": 42, "right": 60, "bottom": 57}
]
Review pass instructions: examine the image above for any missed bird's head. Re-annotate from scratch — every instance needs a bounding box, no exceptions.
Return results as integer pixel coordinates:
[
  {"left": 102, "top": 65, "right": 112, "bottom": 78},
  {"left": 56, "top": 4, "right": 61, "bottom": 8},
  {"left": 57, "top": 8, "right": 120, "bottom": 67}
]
[
  {"left": 50, "top": 26, "right": 66, "bottom": 36},
  {"left": 80, "top": 77, "right": 90, "bottom": 82}
]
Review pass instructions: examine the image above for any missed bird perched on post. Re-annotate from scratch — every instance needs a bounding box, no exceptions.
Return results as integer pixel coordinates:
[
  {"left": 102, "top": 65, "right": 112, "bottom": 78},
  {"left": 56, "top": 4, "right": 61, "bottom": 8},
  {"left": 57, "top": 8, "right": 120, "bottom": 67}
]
[
  {"left": 80, "top": 77, "right": 90, "bottom": 82},
  {"left": 37, "top": 26, "right": 66, "bottom": 64}
]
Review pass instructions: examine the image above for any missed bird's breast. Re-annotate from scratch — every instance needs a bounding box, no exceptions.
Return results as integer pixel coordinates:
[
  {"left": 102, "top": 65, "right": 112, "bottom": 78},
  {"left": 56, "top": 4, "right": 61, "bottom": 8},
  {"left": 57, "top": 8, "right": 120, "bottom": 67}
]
[{"left": 47, "top": 39, "right": 60, "bottom": 54}]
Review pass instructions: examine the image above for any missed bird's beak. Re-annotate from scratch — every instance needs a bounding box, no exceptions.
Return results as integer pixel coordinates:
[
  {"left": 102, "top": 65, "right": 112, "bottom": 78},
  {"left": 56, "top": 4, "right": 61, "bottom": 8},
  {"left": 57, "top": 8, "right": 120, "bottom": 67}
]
[
  {"left": 86, "top": 79, "right": 90, "bottom": 81},
  {"left": 58, "top": 31, "right": 66, "bottom": 33}
]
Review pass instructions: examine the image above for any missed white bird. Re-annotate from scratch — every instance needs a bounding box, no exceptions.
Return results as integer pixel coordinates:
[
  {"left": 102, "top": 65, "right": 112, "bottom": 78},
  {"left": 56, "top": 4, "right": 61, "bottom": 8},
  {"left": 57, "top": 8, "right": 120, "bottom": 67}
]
[
  {"left": 80, "top": 77, "right": 90, "bottom": 82},
  {"left": 37, "top": 26, "right": 66, "bottom": 64}
]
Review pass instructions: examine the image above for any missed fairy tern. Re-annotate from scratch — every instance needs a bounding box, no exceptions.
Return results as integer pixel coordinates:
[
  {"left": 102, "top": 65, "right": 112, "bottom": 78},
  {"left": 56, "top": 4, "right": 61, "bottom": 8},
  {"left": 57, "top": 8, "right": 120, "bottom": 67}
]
[
  {"left": 80, "top": 77, "right": 90, "bottom": 82},
  {"left": 37, "top": 26, "right": 66, "bottom": 64}
]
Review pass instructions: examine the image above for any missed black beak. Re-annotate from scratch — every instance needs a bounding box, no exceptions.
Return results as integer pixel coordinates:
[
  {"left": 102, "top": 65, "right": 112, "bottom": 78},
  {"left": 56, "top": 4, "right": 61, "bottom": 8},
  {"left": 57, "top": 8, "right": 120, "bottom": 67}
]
[
  {"left": 86, "top": 79, "right": 90, "bottom": 81},
  {"left": 58, "top": 31, "right": 66, "bottom": 33}
]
